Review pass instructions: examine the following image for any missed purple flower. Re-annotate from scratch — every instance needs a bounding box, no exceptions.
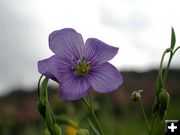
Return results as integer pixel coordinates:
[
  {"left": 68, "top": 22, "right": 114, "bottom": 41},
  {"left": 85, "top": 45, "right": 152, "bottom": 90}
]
[{"left": 38, "top": 28, "right": 123, "bottom": 100}]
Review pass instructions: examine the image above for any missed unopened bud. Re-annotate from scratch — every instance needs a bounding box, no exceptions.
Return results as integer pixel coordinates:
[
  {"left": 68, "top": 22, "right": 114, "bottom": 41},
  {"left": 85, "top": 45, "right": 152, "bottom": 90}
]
[
  {"left": 158, "top": 89, "right": 170, "bottom": 121},
  {"left": 43, "top": 128, "right": 51, "bottom": 135},
  {"left": 131, "top": 90, "right": 142, "bottom": 102},
  {"left": 159, "top": 89, "right": 170, "bottom": 110},
  {"left": 53, "top": 124, "right": 61, "bottom": 135}
]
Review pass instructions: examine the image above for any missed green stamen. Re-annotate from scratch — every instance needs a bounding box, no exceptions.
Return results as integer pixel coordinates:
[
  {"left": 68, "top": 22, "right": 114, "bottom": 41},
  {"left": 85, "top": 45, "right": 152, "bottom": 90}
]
[{"left": 74, "top": 59, "right": 91, "bottom": 77}]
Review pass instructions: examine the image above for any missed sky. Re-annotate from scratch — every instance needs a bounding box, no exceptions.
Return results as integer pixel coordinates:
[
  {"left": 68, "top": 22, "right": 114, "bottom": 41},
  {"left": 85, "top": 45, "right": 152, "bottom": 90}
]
[{"left": 0, "top": 0, "right": 180, "bottom": 95}]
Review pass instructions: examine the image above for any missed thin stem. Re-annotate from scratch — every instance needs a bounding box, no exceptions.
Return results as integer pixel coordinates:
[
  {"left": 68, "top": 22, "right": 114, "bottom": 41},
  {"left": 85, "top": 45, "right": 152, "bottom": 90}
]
[
  {"left": 139, "top": 99, "right": 150, "bottom": 133},
  {"left": 150, "top": 114, "right": 158, "bottom": 135},
  {"left": 156, "top": 50, "right": 168, "bottom": 92},
  {"left": 46, "top": 90, "right": 56, "bottom": 123},
  {"left": 38, "top": 75, "right": 43, "bottom": 97},
  {"left": 83, "top": 97, "right": 91, "bottom": 110},
  {"left": 162, "top": 52, "right": 173, "bottom": 85},
  {"left": 82, "top": 97, "right": 105, "bottom": 135},
  {"left": 90, "top": 109, "right": 104, "bottom": 135},
  {"left": 173, "top": 46, "right": 180, "bottom": 54},
  {"left": 163, "top": 46, "right": 180, "bottom": 86},
  {"left": 155, "top": 48, "right": 172, "bottom": 96},
  {"left": 88, "top": 91, "right": 93, "bottom": 110}
]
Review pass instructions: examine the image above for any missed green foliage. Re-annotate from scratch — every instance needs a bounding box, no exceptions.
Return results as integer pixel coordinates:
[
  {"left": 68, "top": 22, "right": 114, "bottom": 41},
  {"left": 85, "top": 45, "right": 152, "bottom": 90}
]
[
  {"left": 38, "top": 77, "right": 61, "bottom": 135},
  {"left": 170, "top": 27, "right": 176, "bottom": 50}
]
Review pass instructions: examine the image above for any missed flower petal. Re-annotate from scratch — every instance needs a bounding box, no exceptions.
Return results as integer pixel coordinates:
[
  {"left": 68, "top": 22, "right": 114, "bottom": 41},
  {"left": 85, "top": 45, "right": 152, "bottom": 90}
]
[
  {"left": 49, "top": 28, "right": 84, "bottom": 60},
  {"left": 84, "top": 38, "right": 119, "bottom": 65},
  {"left": 38, "top": 55, "right": 73, "bottom": 82},
  {"left": 60, "top": 76, "right": 91, "bottom": 100},
  {"left": 87, "top": 62, "right": 123, "bottom": 93},
  {"left": 38, "top": 55, "right": 58, "bottom": 82}
]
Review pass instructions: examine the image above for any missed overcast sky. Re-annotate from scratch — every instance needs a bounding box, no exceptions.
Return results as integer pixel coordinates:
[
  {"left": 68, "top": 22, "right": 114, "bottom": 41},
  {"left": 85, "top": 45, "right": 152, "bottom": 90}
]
[{"left": 0, "top": 0, "right": 180, "bottom": 95}]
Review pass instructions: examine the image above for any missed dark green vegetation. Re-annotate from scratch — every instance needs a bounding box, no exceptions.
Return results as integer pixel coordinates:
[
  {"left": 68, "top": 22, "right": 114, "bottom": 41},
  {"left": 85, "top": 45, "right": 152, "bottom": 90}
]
[{"left": 0, "top": 70, "right": 180, "bottom": 135}]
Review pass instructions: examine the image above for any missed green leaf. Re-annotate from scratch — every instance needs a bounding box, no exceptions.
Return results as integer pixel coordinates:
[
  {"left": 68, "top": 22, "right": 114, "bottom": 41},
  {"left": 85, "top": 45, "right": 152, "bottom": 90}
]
[{"left": 170, "top": 27, "right": 176, "bottom": 50}]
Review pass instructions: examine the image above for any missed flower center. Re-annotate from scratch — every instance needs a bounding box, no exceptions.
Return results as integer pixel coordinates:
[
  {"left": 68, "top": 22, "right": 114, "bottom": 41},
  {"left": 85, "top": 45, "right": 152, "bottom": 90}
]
[{"left": 74, "top": 59, "right": 91, "bottom": 77}]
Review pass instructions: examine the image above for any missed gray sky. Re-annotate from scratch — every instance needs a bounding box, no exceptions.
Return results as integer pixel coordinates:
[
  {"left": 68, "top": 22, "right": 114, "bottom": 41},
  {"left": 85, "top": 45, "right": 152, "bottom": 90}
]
[{"left": 0, "top": 0, "right": 180, "bottom": 95}]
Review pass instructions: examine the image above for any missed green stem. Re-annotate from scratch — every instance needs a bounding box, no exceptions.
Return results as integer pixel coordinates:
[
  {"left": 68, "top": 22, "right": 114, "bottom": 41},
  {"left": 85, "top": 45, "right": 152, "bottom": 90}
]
[
  {"left": 46, "top": 91, "right": 56, "bottom": 123},
  {"left": 162, "top": 46, "right": 180, "bottom": 85},
  {"left": 162, "top": 52, "right": 173, "bottom": 85},
  {"left": 83, "top": 97, "right": 105, "bottom": 135},
  {"left": 150, "top": 114, "right": 158, "bottom": 135},
  {"left": 156, "top": 49, "right": 171, "bottom": 91},
  {"left": 173, "top": 46, "right": 180, "bottom": 54},
  {"left": 38, "top": 75, "right": 43, "bottom": 97},
  {"left": 139, "top": 99, "right": 150, "bottom": 133},
  {"left": 88, "top": 91, "right": 93, "bottom": 110},
  {"left": 151, "top": 46, "right": 180, "bottom": 134}
]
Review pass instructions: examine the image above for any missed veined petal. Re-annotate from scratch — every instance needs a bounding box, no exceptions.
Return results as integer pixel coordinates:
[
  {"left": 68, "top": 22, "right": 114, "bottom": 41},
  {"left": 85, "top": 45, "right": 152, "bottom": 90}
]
[
  {"left": 49, "top": 28, "right": 84, "bottom": 60},
  {"left": 38, "top": 55, "right": 58, "bottom": 82},
  {"left": 38, "top": 55, "right": 73, "bottom": 82},
  {"left": 84, "top": 38, "right": 119, "bottom": 65},
  {"left": 60, "top": 76, "right": 91, "bottom": 100},
  {"left": 87, "top": 62, "right": 123, "bottom": 93}
]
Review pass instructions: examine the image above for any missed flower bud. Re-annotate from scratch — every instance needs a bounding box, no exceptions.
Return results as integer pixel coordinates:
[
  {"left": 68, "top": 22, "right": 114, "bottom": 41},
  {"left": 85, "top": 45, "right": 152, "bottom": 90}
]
[
  {"left": 43, "top": 128, "right": 51, "bottom": 135},
  {"left": 53, "top": 124, "right": 61, "bottom": 135},
  {"left": 166, "top": 48, "right": 173, "bottom": 52},
  {"left": 159, "top": 89, "right": 170, "bottom": 110},
  {"left": 158, "top": 89, "right": 170, "bottom": 121},
  {"left": 131, "top": 90, "right": 142, "bottom": 102},
  {"left": 76, "top": 129, "right": 89, "bottom": 135}
]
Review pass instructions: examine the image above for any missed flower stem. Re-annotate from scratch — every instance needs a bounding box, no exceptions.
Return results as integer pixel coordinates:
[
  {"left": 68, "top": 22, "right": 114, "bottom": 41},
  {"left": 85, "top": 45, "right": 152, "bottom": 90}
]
[
  {"left": 38, "top": 75, "right": 43, "bottom": 97},
  {"left": 156, "top": 49, "right": 171, "bottom": 91},
  {"left": 138, "top": 99, "right": 150, "bottom": 133},
  {"left": 163, "top": 46, "right": 180, "bottom": 85},
  {"left": 150, "top": 114, "right": 158, "bottom": 135},
  {"left": 162, "top": 52, "right": 173, "bottom": 86},
  {"left": 83, "top": 96, "right": 105, "bottom": 135}
]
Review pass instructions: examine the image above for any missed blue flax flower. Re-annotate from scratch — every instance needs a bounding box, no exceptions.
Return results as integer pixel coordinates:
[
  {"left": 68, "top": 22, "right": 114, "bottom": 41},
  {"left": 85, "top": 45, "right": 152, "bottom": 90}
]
[{"left": 38, "top": 28, "right": 123, "bottom": 100}]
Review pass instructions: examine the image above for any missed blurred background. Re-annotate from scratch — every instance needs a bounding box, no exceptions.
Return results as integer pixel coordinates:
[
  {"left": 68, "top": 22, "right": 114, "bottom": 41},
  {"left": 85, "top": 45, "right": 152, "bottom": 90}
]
[{"left": 0, "top": 0, "right": 180, "bottom": 135}]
